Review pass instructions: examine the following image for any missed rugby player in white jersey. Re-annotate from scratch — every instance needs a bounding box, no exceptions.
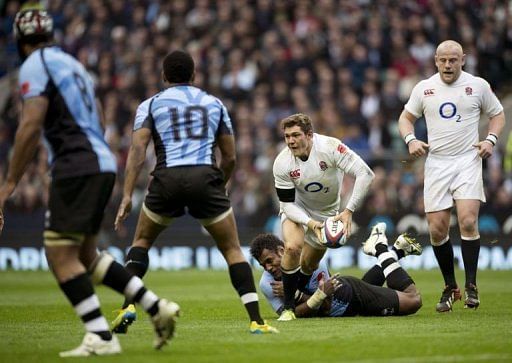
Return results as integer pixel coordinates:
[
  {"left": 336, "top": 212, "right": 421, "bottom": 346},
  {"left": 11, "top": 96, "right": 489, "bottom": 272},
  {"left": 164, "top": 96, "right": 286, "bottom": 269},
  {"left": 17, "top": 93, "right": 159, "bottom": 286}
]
[
  {"left": 398, "top": 40, "right": 506, "bottom": 312},
  {"left": 272, "top": 113, "right": 375, "bottom": 321}
]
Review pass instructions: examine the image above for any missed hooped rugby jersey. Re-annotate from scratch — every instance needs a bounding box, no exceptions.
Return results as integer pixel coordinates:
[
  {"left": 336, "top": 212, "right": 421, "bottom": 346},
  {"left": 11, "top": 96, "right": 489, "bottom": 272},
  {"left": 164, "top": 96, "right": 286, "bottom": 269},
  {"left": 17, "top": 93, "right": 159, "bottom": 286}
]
[
  {"left": 273, "top": 133, "right": 365, "bottom": 214},
  {"left": 404, "top": 71, "right": 503, "bottom": 156},
  {"left": 18, "top": 46, "right": 116, "bottom": 178},
  {"left": 134, "top": 85, "right": 233, "bottom": 169}
]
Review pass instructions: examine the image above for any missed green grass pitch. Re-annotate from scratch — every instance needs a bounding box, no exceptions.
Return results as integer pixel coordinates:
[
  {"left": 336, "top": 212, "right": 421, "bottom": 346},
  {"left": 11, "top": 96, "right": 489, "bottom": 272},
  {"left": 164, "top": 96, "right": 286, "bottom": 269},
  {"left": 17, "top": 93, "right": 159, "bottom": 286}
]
[{"left": 1, "top": 269, "right": 511, "bottom": 362}]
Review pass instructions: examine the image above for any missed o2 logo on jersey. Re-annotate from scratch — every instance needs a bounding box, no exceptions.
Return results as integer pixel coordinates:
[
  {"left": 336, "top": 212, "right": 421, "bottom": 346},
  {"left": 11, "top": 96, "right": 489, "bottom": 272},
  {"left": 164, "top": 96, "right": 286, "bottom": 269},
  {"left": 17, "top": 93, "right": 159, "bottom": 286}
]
[
  {"left": 439, "top": 102, "right": 461, "bottom": 122},
  {"left": 304, "top": 182, "right": 329, "bottom": 193}
]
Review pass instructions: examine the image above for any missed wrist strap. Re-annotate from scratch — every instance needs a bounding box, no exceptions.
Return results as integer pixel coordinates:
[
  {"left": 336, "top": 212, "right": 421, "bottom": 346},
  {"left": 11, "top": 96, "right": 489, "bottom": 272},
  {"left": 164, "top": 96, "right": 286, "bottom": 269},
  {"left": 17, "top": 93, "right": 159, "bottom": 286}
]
[
  {"left": 485, "top": 134, "right": 498, "bottom": 146},
  {"left": 404, "top": 133, "right": 417, "bottom": 146},
  {"left": 306, "top": 288, "right": 327, "bottom": 310}
]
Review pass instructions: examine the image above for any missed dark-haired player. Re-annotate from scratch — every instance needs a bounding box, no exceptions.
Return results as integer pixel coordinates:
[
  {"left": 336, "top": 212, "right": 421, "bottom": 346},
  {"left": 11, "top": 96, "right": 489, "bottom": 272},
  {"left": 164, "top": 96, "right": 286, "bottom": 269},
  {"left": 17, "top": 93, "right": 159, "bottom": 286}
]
[
  {"left": 113, "top": 50, "right": 277, "bottom": 334},
  {"left": 0, "top": 8, "right": 179, "bottom": 357},
  {"left": 398, "top": 40, "right": 506, "bottom": 311},
  {"left": 272, "top": 113, "right": 375, "bottom": 321},
  {"left": 250, "top": 224, "right": 422, "bottom": 318}
]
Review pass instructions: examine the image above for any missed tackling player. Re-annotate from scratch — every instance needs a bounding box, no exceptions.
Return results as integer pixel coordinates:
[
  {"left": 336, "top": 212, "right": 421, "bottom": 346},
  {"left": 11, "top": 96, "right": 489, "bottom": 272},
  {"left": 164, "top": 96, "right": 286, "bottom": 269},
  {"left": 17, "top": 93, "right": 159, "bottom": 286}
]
[
  {"left": 398, "top": 40, "right": 506, "bottom": 312},
  {"left": 272, "top": 113, "right": 375, "bottom": 321},
  {"left": 250, "top": 224, "right": 423, "bottom": 317}
]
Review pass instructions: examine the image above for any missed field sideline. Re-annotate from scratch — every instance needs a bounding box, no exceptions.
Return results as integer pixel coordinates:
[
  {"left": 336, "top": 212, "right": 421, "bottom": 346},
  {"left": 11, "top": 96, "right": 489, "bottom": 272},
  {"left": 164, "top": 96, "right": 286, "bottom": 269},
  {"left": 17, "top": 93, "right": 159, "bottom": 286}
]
[{"left": 1, "top": 269, "right": 511, "bottom": 362}]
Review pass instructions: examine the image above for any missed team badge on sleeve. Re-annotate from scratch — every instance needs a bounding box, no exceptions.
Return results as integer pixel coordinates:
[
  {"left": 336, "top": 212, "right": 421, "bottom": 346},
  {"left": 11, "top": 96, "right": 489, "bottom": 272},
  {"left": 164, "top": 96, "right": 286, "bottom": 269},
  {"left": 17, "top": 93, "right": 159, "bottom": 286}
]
[
  {"left": 20, "top": 81, "right": 30, "bottom": 96},
  {"left": 337, "top": 144, "right": 346, "bottom": 154}
]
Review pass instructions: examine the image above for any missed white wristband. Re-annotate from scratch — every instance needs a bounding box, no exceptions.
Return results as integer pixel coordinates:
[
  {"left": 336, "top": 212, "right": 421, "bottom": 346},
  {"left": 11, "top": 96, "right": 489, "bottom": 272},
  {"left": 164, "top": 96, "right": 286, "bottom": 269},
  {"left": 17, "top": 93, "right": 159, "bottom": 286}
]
[
  {"left": 306, "top": 288, "right": 327, "bottom": 310},
  {"left": 404, "top": 133, "right": 417, "bottom": 146},
  {"left": 485, "top": 134, "right": 498, "bottom": 146}
]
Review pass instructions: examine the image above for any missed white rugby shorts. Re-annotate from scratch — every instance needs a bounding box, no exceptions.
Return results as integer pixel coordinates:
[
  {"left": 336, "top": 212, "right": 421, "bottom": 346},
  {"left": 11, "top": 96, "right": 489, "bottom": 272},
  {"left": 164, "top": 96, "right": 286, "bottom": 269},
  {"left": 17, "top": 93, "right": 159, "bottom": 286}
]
[
  {"left": 424, "top": 151, "right": 485, "bottom": 213},
  {"left": 280, "top": 208, "right": 336, "bottom": 250}
]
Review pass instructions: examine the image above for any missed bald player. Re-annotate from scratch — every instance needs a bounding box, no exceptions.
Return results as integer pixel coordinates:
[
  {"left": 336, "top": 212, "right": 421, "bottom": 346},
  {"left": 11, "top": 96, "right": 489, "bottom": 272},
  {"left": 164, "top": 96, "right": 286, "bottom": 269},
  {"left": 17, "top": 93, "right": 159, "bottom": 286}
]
[{"left": 398, "top": 40, "right": 506, "bottom": 312}]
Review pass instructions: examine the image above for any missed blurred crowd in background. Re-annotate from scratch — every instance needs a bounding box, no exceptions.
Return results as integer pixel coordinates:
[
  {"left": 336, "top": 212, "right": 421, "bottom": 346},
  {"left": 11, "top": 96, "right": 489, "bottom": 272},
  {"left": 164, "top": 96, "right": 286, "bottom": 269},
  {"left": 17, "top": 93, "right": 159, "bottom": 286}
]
[{"left": 1, "top": 0, "right": 512, "bottom": 239}]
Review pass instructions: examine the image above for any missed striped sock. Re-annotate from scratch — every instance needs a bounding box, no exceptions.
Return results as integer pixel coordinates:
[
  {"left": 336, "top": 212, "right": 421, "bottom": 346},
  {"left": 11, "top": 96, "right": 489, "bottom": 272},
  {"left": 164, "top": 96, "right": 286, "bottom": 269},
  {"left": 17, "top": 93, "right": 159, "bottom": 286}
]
[
  {"left": 59, "top": 273, "right": 111, "bottom": 340},
  {"left": 378, "top": 252, "right": 414, "bottom": 291},
  {"left": 98, "top": 258, "right": 159, "bottom": 317}
]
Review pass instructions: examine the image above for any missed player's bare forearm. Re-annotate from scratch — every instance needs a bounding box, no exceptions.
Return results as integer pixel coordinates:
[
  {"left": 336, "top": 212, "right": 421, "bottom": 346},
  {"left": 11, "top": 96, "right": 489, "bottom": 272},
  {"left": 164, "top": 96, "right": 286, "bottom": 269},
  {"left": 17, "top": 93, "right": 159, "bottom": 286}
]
[
  {"left": 219, "top": 156, "right": 235, "bottom": 183},
  {"left": 4, "top": 97, "right": 47, "bottom": 194},
  {"left": 474, "top": 111, "right": 506, "bottom": 159},
  {"left": 122, "top": 128, "right": 151, "bottom": 197},
  {"left": 488, "top": 111, "right": 505, "bottom": 138},
  {"left": 122, "top": 144, "right": 146, "bottom": 197},
  {"left": 5, "top": 124, "right": 41, "bottom": 189},
  {"left": 398, "top": 110, "right": 417, "bottom": 138},
  {"left": 294, "top": 296, "right": 330, "bottom": 318},
  {"left": 217, "top": 134, "right": 236, "bottom": 183}
]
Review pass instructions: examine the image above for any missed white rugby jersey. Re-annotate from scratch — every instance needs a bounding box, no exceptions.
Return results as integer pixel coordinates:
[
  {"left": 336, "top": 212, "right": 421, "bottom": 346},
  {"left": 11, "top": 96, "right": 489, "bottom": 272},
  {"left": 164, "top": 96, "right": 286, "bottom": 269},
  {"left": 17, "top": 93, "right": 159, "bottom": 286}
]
[
  {"left": 404, "top": 71, "right": 503, "bottom": 156},
  {"left": 273, "top": 134, "right": 364, "bottom": 213}
]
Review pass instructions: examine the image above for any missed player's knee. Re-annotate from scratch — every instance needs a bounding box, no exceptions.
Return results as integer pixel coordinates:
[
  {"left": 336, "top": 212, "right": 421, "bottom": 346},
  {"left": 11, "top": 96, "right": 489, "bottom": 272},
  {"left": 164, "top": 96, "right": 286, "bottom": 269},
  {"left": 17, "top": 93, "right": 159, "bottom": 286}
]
[
  {"left": 430, "top": 233, "right": 449, "bottom": 246},
  {"left": 88, "top": 251, "right": 115, "bottom": 284},
  {"left": 301, "top": 261, "right": 318, "bottom": 275},
  {"left": 459, "top": 215, "right": 477, "bottom": 235},
  {"left": 283, "top": 244, "right": 302, "bottom": 260}
]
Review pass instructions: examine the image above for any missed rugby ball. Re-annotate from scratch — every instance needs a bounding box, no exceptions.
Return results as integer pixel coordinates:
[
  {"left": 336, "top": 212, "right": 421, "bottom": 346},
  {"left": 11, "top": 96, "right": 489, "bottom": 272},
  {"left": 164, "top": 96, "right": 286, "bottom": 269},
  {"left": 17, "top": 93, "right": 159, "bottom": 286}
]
[{"left": 321, "top": 217, "right": 346, "bottom": 248}]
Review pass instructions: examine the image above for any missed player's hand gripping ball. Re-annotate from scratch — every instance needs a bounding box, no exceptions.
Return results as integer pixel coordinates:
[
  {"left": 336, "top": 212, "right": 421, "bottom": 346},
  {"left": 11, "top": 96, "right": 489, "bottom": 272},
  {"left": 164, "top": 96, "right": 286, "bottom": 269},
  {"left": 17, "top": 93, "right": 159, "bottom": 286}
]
[{"left": 320, "top": 216, "right": 347, "bottom": 248}]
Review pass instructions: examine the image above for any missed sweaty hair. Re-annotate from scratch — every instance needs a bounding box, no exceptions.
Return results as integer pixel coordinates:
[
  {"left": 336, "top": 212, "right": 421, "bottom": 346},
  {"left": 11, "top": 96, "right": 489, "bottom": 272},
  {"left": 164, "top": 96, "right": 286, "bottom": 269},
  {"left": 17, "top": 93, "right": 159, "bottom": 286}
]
[
  {"left": 249, "top": 234, "right": 284, "bottom": 260},
  {"left": 280, "top": 113, "right": 313, "bottom": 135},
  {"left": 162, "top": 50, "right": 195, "bottom": 83}
]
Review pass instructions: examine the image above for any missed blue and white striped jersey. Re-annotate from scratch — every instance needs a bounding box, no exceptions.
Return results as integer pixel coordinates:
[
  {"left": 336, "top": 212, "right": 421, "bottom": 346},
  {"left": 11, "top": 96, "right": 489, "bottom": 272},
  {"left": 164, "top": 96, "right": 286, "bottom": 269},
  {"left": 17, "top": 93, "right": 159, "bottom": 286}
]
[
  {"left": 18, "top": 46, "right": 116, "bottom": 178},
  {"left": 134, "top": 85, "right": 233, "bottom": 169}
]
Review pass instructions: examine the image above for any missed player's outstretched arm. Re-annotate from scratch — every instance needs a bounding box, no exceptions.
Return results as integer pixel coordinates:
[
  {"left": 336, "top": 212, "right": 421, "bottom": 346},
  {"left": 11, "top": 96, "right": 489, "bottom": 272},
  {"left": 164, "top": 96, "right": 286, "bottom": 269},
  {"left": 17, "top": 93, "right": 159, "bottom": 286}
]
[
  {"left": 114, "top": 128, "right": 151, "bottom": 230},
  {"left": 0, "top": 96, "right": 47, "bottom": 234}
]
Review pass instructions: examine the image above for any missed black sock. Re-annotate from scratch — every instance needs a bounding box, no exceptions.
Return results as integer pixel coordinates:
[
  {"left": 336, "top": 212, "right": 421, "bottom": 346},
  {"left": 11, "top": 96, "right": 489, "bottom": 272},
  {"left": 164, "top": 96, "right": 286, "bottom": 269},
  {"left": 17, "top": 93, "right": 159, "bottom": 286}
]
[
  {"left": 281, "top": 266, "right": 300, "bottom": 310},
  {"left": 375, "top": 244, "right": 389, "bottom": 257},
  {"left": 392, "top": 246, "right": 405, "bottom": 260},
  {"left": 461, "top": 238, "right": 480, "bottom": 287},
  {"left": 228, "top": 262, "right": 263, "bottom": 324},
  {"left": 297, "top": 270, "right": 313, "bottom": 292},
  {"left": 121, "top": 247, "right": 149, "bottom": 308},
  {"left": 362, "top": 265, "right": 386, "bottom": 286},
  {"left": 59, "top": 273, "right": 111, "bottom": 340},
  {"left": 432, "top": 239, "right": 457, "bottom": 287},
  {"left": 378, "top": 252, "right": 414, "bottom": 291}
]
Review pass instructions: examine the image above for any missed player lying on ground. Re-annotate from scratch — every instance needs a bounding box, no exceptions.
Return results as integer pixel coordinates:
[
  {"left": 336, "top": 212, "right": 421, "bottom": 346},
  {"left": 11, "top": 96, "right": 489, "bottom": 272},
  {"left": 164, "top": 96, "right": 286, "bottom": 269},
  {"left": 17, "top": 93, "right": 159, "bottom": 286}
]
[{"left": 250, "top": 223, "right": 422, "bottom": 317}]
